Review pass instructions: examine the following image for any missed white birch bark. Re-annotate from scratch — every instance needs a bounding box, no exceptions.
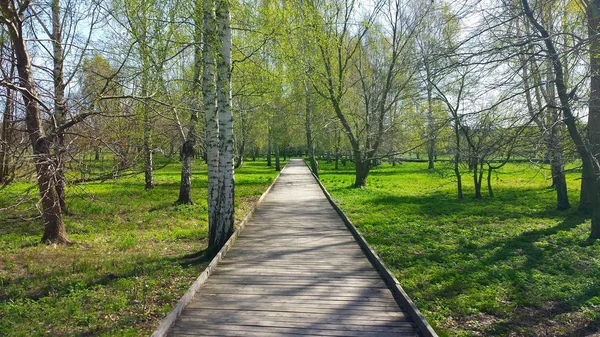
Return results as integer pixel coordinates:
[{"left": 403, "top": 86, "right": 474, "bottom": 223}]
[
  {"left": 203, "top": 0, "right": 221, "bottom": 250},
  {"left": 216, "top": 0, "right": 234, "bottom": 247}
]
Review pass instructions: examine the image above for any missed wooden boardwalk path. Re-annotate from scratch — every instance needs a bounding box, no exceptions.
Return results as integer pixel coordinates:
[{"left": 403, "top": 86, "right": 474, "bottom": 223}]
[{"left": 167, "top": 159, "right": 422, "bottom": 337}]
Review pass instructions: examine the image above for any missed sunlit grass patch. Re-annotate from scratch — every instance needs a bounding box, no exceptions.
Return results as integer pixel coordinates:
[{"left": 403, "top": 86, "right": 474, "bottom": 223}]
[
  {"left": 0, "top": 158, "right": 282, "bottom": 336},
  {"left": 317, "top": 160, "right": 600, "bottom": 337}
]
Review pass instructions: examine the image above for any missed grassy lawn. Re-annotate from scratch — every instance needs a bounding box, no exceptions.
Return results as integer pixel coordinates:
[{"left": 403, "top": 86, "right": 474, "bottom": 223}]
[
  {"left": 317, "top": 160, "right": 600, "bottom": 337},
  {"left": 0, "top": 158, "right": 282, "bottom": 336}
]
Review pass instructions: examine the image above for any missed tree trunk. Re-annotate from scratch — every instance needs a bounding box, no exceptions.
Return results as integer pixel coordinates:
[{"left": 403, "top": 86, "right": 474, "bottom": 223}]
[
  {"left": 0, "top": 85, "right": 12, "bottom": 185},
  {"left": 176, "top": 1, "right": 202, "bottom": 205},
  {"left": 267, "top": 120, "right": 272, "bottom": 167},
  {"left": 214, "top": 0, "right": 234, "bottom": 250},
  {"left": 487, "top": 165, "right": 494, "bottom": 198},
  {"left": 275, "top": 143, "right": 281, "bottom": 171},
  {"left": 52, "top": 0, "right": 68, "bottom": 213},
  {"left": 548, "top": 130, "right": 570, "bottom": 210},
  {"left": 334, "top": 128, "right": 340, "bottom": 170},
  {"left": 581, "top": 1, "right": 600, "bottom": 214},
  {"left": 473, "top": 161, "right": 482, "bottom": 199},
  {"left": 203, "top": 0, "right": 222, "bottom": 250},
  {"left": 38, "top": 139, "right": 70, "bottom": 244},
  {"left": 591, "top": 207, "right": 600, "bottom": 240},
  {"left": 2, "top": 3, "right": 70, "bottom": 243},
  {"left": 304, "top": 82, "right": 318, "bottom": 177},
  {"left": 454, "top": 122, "right": 463, "bottom": 199},
  {"left": 353, "top": 150, "right": 370, "bottom": 188},
  {"left": 177, "top": 140, "right": 195, "bottom": 205},
  {"left": 476, "top": 161, "right": 484, "bottom": 199},
  {"left": 426, "top": 64, "right": 435, "bottom": 170},
  {"left": 143, "top": 108, "right": 154, "bottom": 190},
  {"left": 335, "top": 152, "right": 339, "bottom": 170}
]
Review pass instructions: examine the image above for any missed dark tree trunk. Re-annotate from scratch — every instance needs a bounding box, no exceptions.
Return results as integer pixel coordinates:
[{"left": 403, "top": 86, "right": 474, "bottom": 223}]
[
  {"left": 474, "top": 161, "right": 483, "bottom": 199},
  {"left": 335, "top": 152, "right": 339, "bottom": 170},
  {"left": 275, "top": 144, "right": 281, "bottom": 171},
  {"left": 353, "top": 151, "right": 370, "bottom": 188},
  {"left": 0, "top": 85, "right": 13, "bottom": 185},
  {"left": 304, "top": 82, "right": 318, "bottom": 176},
  {"left": 546, "top": 116, "right": 570, "bottom": 210},
  {"left": 38, "top": 138, "right": 70, "bottom": 244},
  {"left": 2, "top": 3, "right": 71, "bottom": 243},
  {"left": 549, "top": 133, "right": 570, "bottom": 210},
  {"left": 581, "top": 1, "right": 600, "bottom": 214},
  {"left": 487, "top": 165, "right": 494, "bottom": 198},
  {"left": 591, "top": 207, "right": 600, "bottom": 240},
  {"left": 334, "top": 129, "right": 340, "bottom": 170},
  {"left": 176, "top": 140, "right": 195, "bottom": 205},
  {"left": 267, "top": 123, "right": 272, "bottom": 167}
]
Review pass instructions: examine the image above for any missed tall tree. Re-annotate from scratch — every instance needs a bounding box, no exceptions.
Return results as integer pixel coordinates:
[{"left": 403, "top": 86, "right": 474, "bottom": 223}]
[
  {"left": 204, "top": 0, "right": 221, "bottom": 249},
  {"left": 522, "top": 0, "right": 600, "bottom": 239},
  {"left": 0, "top": 1, "right": 70, "bottom": 243},
  {"left": 298, "top": 0, "right": 427, "bottom": 187},
  {"left": 204, "top": 0, "right": 235, "bottom": 251},
  {"left": 580, "top": 0, "right": 600, "bottom": 213},
  {"left": 215, "top": 0, "right": 234, "bottom": 247}
]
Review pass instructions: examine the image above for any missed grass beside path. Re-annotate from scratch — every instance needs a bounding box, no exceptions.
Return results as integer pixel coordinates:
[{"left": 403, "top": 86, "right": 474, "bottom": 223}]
[
  {"left": 0, "top": 158, "right": 282, "bottom": 337},
  {"left": 316, "top": 160, "right": 600, "bottom": 337}
]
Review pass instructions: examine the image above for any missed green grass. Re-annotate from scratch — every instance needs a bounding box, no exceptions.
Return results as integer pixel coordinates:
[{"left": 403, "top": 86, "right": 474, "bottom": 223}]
[
  {"left": 0, "top": 158, "right": 283, "bottom": 336},
  {"left": 317, "top": 160, "right": 600, "bottom": 337}
]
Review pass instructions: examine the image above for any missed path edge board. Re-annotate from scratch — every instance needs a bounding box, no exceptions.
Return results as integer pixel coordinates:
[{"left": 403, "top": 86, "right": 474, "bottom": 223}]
[
  {"left": 307, "top": 162, "right": 438, "bottom": 337},
  {"left": 150, "top": 165, "right": 286, "bottom": 337}
]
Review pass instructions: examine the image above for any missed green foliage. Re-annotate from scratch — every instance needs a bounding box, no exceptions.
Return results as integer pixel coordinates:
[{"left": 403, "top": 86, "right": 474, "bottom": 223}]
[
  {"left": 317, "top": 160, "right": 600, "bottom": 337},
  {"left": 0, "top": 159, "right": 281, "bottom": 336}
]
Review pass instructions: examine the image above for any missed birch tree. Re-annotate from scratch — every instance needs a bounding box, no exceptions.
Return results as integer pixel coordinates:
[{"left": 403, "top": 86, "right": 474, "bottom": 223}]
[
  {"left": 204, "top": 0, "right": 234, "bottom": 251},
  {"left": 216, "top": 0, "right": 234, "bottom": 246}
]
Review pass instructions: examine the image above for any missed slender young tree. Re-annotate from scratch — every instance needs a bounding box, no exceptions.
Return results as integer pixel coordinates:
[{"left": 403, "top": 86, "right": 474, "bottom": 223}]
[{"left": 176, "top": 0, "right": 202, "bottom": 205}]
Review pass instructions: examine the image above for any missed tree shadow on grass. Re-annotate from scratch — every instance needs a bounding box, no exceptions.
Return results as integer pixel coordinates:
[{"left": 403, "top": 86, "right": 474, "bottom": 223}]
[{"left": 349, "top": 184, "right": 599, "bottom": 335}]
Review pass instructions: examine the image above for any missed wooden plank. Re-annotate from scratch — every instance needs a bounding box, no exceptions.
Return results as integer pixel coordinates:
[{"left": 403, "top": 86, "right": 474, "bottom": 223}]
[
  {"left": 175, "top": 318, "right": 415, "bottom": 330},
  {"left": 195, "top": 293, "right": 401, "bottom": 303},
  {"left": 175, "top": 308, "right": 411, "bottom": 322},
  {"left": 174, "top": 330, "right": 417, "bottom": 337},
  {"left": 187, "top": 302, "right": 401, "bottom": 312},
  {"left": 206, "top": 278, "right": 387, "bottom": 287},
  {"left": 170, "top": 324, "right": 415, "bottom": 337}
]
